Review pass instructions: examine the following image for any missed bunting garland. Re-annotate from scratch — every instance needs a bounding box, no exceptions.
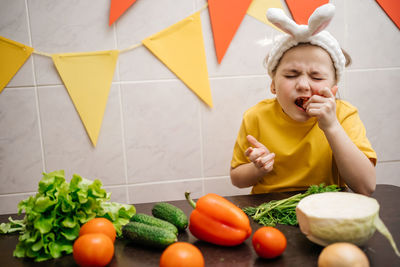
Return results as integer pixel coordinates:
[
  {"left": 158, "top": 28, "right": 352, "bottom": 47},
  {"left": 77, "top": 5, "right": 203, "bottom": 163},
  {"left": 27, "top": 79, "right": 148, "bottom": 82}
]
[
  {"left": 0, "top": 36, "right": 33, "bottom": 93},
  {"left": 52, "top": 50, "right": 119, "bottom": 147},
  {"left": 376, "top": 0, "right": 400, "bottom": 30},
  {"left": 285, "top": 0, "right": 329, "bottom": 25},
  {"left": 143, "top": 12, "right": 212, "bottom": 108},
  {"left": 247, "top": 0, "right": 284, "bottom": 30},
  {"left": 208, "top": 0, "right": 253, "bottom": 64},
  {"left": 109, "top": 0, "right": 137, "bottom": 26},
  {"left": 0, "top": 1, "right": 395, "bottom": 146}
]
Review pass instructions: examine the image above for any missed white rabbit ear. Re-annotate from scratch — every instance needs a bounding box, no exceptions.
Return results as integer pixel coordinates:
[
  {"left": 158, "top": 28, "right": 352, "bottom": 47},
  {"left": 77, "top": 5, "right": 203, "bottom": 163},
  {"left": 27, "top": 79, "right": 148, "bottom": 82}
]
[
  {"left": 266, "top": 8, "right": 300, "bottom": 37},
  {"left": 308, "top": 4, "right": 335, "bottom": 36}
]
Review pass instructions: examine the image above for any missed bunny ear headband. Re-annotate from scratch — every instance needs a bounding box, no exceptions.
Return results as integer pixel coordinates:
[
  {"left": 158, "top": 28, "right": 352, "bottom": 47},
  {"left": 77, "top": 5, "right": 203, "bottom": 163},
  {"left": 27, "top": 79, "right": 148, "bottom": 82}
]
[{"left": 266, "top": 3, "right": 346, "bottom": 81}]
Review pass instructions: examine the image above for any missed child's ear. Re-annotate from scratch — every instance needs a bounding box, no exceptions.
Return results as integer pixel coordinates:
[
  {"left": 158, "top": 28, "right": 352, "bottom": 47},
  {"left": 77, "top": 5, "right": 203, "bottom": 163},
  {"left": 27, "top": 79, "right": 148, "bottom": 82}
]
[{"left": 270, "top": 81, "right": 276, "bottom": 94}]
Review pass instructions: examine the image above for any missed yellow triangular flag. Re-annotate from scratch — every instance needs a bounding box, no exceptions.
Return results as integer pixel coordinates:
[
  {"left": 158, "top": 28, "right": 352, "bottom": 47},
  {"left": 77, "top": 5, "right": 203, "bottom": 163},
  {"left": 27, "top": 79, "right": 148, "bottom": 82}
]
[
  {"left": 52, "top": 50, "right": 119, "bottom": 147},
  {"left": 142, "top": 12, "right": 212, "bottom": 107},
  {"left": 247, "top": 0, "right": 284, "bottom": 31},
  {"left": 0, "top": 36, "right": 33, "bottom": 93}
]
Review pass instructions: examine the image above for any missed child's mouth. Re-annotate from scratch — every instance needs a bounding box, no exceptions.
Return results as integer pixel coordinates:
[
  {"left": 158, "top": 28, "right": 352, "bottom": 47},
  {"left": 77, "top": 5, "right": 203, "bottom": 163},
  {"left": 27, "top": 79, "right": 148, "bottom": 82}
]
[{"left": 294, "top": 97, "right": 309, "bottom": 111}]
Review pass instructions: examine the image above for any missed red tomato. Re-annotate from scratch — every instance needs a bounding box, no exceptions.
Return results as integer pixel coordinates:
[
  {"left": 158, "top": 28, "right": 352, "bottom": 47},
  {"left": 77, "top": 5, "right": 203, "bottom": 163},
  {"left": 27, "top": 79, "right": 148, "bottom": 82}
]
[
  {"left": 79, "top": 218, "right": 116, "bottom": 243},
  {"left": 160, "top": 242, "right": 205, "bottom": 267},
  {"left": 73, "top": 233, "right": 114, "bottom": 267},
  {"left": 252, "top": 227, "right": 287, "bottom": 259}
]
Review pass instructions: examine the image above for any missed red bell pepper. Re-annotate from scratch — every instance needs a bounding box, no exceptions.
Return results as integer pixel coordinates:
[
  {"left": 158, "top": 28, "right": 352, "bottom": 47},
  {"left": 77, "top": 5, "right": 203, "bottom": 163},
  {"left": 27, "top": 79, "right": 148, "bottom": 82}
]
[{"left": 185, "top": 192, "right": 252, "bottom": 246}]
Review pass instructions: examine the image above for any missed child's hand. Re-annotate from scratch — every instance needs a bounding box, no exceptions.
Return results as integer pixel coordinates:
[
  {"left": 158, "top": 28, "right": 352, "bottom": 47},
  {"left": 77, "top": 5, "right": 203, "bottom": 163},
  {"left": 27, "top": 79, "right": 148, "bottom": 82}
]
[
  {"left": 245, "top": 135, "right": 275, "bottom": 174},
  {"left": 303, "top": 86, "right": 339, "bottom": 131}
]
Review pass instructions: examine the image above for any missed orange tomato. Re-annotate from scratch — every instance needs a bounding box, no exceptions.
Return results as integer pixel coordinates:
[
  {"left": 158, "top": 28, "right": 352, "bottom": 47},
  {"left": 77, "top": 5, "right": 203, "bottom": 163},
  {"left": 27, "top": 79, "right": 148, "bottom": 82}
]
[
  {"left": 160, "top": 242, "right": 205, "bottom": 267},
  {"left": 73, "top": 233, "right": 114, "bottom": 267},
  {"left": 79, "top": 218, "right": 116, "bottom": 243},
  {"left": 252, "top": 227, "right": 287, "bottom": 259}
]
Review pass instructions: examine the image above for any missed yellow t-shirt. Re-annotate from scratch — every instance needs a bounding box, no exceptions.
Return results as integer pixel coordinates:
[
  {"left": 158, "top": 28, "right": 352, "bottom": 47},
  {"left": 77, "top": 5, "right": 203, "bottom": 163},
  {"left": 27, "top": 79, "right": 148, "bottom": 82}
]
[{"left": 231, "top": 98, "right": 377, "bottom": 194}]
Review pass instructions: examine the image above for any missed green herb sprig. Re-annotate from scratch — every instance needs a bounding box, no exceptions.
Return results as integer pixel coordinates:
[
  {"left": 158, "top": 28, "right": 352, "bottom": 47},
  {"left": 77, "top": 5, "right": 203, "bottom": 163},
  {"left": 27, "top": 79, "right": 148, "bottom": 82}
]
[{"left": 243, "top": 184, "right": 340, "bottom": 227}]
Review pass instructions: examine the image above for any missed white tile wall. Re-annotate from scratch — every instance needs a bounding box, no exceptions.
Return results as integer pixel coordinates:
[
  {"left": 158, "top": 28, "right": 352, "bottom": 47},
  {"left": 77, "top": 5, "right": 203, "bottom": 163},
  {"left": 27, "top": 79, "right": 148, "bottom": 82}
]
[
  {"left": 345, "top": 69, "right": 400, "bottom": 162},
  {"left": 0, "top": 0, "right": 34, "bottom": 88},
  {"left": 38, "top": 85, "right": 126, "bottom": 183},
  {"left": 117, "top": 0, "right": 194, "bottom": 82},
  {"left": 122, "top": 80, "right": 203, "bottom": 183},
  {"left": 376, "top": 161, "right": 400, "bottom": 187},
  {"left": 0, "top": 87, "right": 43, "bottom": 194},
  {"left": 344, "top": 0, "right": 400, "bottom": 69},
  {"left": 202, "top": 76, "right": 272, "bottom": 177},
  {"left": 0, "top": 0, "right": 399, "bottom": 214}
]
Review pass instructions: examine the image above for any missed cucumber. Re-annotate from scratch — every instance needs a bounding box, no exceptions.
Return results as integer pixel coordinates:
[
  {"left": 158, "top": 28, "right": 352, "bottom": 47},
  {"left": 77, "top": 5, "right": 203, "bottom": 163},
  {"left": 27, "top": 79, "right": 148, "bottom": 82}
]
[
  {"left": 130, "top": 213, "right": 178, "bottom": 236},
  {"left": 151, "top": 202, "right": 188, "bottom": 231},
  {"left": 122, "top": 222, "right": 177, "bottom": 248}
]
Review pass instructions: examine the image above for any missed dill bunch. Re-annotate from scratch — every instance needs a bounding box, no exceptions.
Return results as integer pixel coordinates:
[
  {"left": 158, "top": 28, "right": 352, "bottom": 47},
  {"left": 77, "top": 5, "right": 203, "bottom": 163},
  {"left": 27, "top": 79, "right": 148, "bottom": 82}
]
[{"left": 243, "top": 184, "right": 340, "bottom": 227}]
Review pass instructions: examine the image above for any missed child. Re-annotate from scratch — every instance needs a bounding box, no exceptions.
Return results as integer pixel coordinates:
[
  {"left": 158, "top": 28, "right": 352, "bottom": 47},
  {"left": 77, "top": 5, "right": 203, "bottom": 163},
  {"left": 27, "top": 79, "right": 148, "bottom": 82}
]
[{"left": 230, "top": 4, "right": 376, "bottom": 196}]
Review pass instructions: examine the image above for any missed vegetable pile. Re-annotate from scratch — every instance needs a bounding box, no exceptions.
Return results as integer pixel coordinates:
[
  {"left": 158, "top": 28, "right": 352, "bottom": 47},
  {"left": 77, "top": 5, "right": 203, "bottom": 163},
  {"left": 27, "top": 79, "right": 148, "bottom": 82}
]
[
  {"left": 0, "top": 170, "right": 136, "bottom": 262},
  {"left": 73, "top": 231, "right": 114, "bottom": 267},
  {"left": 73, "top": 217, "right": 116, "bottom": 266},
  {"left": 152, "top": 202, "right": 189, "bottom": 232},
  {"left": 242, "top": 184, "right": 340, "bottom": 227},
  {"left": 296, "top": 191, "right": 400, "bottom": 257},
  {"left": 122, "top": 202, "right": 188, "bottom": 248}
]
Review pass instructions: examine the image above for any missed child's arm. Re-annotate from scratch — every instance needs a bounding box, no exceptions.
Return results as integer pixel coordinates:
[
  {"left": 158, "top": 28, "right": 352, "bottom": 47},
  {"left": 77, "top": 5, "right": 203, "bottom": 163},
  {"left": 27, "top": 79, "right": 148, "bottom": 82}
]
[
  {"left": 304, "top": 87, "right": 376, "bottom": 195},
  {"left": 230, "top": 135, "right": 275, "bottom": 188}
]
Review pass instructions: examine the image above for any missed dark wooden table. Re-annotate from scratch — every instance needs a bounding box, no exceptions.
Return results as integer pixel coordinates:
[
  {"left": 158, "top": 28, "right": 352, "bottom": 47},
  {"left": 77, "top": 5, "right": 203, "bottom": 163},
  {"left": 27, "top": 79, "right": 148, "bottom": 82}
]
[{"left": 1, "top": 184, "right": 399, "bottom": 266}]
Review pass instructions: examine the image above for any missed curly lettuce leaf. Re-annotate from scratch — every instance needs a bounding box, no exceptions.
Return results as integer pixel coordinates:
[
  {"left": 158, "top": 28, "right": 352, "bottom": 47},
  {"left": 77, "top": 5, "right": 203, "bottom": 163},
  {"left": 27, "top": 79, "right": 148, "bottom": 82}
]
[
  {"left": 1, "top": 170, "right": 135, "bottom": 262},
  {"left": 0, "top": 217, "right": 25, "bottom": 234},
  {"left": 100, "top": 202, "right": 136, "bottom": 237}
]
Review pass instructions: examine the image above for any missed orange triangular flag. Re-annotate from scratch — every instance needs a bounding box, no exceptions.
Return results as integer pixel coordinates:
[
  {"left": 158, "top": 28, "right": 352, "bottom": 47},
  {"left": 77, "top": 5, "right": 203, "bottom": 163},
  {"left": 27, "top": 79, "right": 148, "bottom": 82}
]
[
  {"left": 109, "top": 0, "right": 137, "bottom": 26},
  {"left": 52, "top": 50, "right": 119, "bottom": 146},
  {"left": 285, "top": 0, "right": 329, "bottom": 25},
  {"left": 376, "top": 0, "right": 400, "bottom": 30},
  {"left": 0, "top": 36, "right": 33, "bottom": 93},
  {"left": 142, "top": 12, "right": 213, "bottom": 107},
  {"left": 208, "top": 0, "right": 253, "bottom": 64}
]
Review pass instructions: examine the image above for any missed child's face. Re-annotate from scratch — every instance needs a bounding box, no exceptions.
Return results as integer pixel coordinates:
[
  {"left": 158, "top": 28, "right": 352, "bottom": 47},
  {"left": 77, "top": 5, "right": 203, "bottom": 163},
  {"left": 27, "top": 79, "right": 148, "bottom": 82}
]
[{"left": 271, "top": 44, "right": 336, "bottom": 122}]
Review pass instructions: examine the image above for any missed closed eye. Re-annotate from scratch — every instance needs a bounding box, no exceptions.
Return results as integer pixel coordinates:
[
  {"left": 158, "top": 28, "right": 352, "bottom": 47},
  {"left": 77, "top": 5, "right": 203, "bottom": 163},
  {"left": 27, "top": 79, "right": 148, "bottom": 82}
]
[
  {"left": 310, "top": 71, "right": 327, "bottom": 81},
  {"left": 282, "top": 69, "right": 300, "bottom": 78}
]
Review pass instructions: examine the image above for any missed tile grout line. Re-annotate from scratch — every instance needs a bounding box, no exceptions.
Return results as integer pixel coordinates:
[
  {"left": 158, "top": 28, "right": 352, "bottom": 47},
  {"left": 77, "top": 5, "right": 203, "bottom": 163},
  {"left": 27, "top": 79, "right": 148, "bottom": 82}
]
[
  {"left": 347, "top": 67, "right": 400, "bottom": 72},
  {"left": 342, "top": 0, "right": 348, "bottom": 100},
  {"left": 124, "top": 176, "right": 212, "bottom": 187},
  {"left": 112, "top": 19, "right": 130, "bottom": 205},
  {"left": 5, "top": 165, "right": 400, "bottom": 198},
  {"left": 1, "top": 176, "right": 223, "bottom": 197},
  {"left": 3, "top": 75, "right": 267, "bottom": 89},
  {"left": 377, "top": 160, "right": 400, "bottom": 164},
  {"left": 198, "top": 103, "right": 206, "bottom": 195},
  {"left": 6, "top": 68, "right": 400, "bottom": 91},
  {"left": 24, "top": 0, "right": 47, "bottom": 172},
  {"left": 193, "top": 0, "right": 206, "bottom": 199}
]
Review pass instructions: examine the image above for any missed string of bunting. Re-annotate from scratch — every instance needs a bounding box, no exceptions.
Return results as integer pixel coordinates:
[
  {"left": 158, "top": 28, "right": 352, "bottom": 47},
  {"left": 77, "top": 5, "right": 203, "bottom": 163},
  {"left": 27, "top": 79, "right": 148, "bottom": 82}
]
[{"left": 1, "top": 0, "right": 397, "bottom": 147}]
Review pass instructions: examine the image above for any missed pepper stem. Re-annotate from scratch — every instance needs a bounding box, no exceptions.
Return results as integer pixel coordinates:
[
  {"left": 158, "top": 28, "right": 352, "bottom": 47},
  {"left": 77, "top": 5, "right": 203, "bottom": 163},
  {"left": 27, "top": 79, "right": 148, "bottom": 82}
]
[{"left": 185, "top": 191, "right": 196, "bottom": 209}]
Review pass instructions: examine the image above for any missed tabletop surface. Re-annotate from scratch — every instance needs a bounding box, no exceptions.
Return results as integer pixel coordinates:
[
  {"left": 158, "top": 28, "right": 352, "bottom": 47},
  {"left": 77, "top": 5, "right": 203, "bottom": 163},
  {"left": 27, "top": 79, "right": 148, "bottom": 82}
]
[{"left": 1, "top": 184, "right": 399, "bottom": 266}]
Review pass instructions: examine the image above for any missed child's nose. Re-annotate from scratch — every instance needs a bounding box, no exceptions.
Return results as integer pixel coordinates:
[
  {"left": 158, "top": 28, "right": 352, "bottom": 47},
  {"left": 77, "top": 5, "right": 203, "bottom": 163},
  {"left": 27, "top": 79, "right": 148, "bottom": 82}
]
[{"left": 296, "top": 76, "right": 311, "bottom": 92}]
